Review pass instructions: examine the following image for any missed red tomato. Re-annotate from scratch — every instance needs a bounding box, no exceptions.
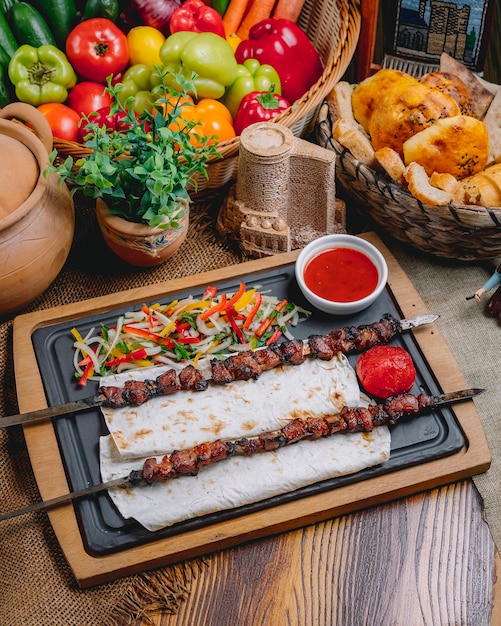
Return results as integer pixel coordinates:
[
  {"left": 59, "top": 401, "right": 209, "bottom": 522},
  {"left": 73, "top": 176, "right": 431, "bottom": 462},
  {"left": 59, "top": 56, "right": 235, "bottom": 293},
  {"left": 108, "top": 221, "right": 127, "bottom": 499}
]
[
  {"left": 67, "top": 81, "right": 113, "bottom": 117},
  {"left": 355, "top": 345, "right": 416, "bottom": 399},
  {"left": 37, "top": 103, "right": 81, "bottom": 142},
  {"left": 66, "top": 18, "right": 129, "bottom": 83}
]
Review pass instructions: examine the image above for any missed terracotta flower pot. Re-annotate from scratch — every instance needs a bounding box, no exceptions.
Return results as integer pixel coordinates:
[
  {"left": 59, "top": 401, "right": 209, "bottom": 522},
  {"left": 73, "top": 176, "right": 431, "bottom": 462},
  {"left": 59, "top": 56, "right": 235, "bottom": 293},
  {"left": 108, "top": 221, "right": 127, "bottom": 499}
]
[
  {"left": 96, "top": 198, "right": 189, "bottom": 267},
  {"left": 0, "top": 103, "right": 74, "bottom": 317}
]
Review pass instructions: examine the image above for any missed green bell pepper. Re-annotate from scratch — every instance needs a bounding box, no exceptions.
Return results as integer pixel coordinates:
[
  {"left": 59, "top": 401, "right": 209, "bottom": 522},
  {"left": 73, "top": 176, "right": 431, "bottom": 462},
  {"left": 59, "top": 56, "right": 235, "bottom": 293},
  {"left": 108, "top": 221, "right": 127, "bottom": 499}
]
[
  {"left": 8, "top": 44, "right": 76, "bottom": 106},
  {"left": 118, "top": 63, "right": 154, "bottom": 113},
  {"left": 158, "top": 31, "right": 238, "bottom": 100},
  {"left": 222, "top": 58, "right": 282, "bottom": 120}
]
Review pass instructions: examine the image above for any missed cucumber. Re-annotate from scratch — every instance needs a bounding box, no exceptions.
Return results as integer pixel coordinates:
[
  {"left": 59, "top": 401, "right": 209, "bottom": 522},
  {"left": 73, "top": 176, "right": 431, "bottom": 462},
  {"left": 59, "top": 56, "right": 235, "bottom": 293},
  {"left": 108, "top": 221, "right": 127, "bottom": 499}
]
[
  {"left": 83, "top": 0, "right": 119, "bottom": 22},
  {"left": 9, "top": 2, "right": 56, "bottom": 47},
  {"left": 30, "top": 0, "right": 78, "bottom": 47},
  {"left": 0, "top": 0, "right": 17, "bottom": 16},
  {"left": 0, "top": 43, "right": 14, "bottom": 106},
  {"left": 0, "top": 8, "right": 18, "bottom": 57}
]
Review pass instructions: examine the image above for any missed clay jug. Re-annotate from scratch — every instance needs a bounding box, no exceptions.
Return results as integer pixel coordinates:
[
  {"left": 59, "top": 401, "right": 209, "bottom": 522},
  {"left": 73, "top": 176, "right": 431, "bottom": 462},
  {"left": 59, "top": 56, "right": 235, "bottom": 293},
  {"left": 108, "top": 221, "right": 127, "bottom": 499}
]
[{"left": 0, "top": 103, "right": 74, "bottom": 317}]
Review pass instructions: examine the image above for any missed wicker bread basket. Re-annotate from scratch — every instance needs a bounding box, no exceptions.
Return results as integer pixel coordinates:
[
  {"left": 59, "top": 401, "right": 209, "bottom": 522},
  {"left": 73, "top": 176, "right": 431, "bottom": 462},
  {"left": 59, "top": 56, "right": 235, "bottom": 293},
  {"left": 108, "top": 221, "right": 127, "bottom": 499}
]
[
  {"left": 316, "top": 102, "right": 501, "bottom": 262},
  {"left": 53, "top": 0, "right": 361, "bottom": 194}
]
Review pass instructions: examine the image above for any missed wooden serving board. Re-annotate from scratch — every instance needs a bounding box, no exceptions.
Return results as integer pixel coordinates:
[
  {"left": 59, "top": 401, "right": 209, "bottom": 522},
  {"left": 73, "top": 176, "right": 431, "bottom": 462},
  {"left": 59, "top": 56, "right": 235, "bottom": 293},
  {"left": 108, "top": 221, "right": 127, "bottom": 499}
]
[{"left": 12, "top": 233, "right": 491, "bottom": 588}]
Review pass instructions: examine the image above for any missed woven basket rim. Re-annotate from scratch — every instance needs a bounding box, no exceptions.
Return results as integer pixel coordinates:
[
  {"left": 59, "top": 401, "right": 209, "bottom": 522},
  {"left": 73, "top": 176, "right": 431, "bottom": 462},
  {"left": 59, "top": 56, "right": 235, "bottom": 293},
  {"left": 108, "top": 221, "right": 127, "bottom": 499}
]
[{"left": 53, "top": 0, "right": 361, "bottom": 163}]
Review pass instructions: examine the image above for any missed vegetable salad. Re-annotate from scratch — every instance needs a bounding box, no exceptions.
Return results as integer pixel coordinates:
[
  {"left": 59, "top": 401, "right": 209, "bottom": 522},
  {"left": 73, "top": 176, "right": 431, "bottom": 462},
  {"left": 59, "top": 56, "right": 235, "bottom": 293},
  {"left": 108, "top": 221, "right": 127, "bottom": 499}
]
[{"left": 72, "top": 282, "right": 310, "bottom": 385}]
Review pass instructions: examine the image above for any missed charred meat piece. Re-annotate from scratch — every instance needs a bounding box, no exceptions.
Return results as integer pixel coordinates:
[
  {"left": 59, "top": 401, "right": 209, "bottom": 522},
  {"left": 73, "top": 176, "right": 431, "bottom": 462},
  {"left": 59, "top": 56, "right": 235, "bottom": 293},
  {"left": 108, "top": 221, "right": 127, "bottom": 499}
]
[
  {"left": 155, "top": 369, "right": 181, "bottom": 395},
  {"left": 122, "top": 380, "right": 150, "bottom": 406},
  {"left": 210, "top": 358, "right": 234, "bottom": 385},
  {"left": 194, "top": 440, "right": 229, "bottom": 467},
  {"left": 252, "top": 347, "right": 282, "bottom": 371},
  {"left": 178, "top": 364, "right": 208, "bottom": 391},
  {"left": 307, "top": 334, "right": 336, "bottom": 360},
  {"left": 270, "top": 338, "right": 306, "bottom": 365},
  {"left": 220, "top": 351, "right": 263, "bottom": 381},
  {"left": 98, "top": 385, "right": 127, "bottom": 408}
]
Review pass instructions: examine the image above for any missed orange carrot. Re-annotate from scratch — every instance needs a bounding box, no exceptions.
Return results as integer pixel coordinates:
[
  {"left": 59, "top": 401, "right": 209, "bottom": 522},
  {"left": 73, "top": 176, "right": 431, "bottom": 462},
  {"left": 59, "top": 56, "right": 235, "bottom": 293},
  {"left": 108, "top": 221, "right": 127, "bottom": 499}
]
[
  {"left": 236, "top": 0, "right": 276, "bottom": 40},
  {"left": 272, "top": 0, "right": 306, "bottom": 22},
  {"left": 223, "top": 0, "right": 253, "bottom": 36}
]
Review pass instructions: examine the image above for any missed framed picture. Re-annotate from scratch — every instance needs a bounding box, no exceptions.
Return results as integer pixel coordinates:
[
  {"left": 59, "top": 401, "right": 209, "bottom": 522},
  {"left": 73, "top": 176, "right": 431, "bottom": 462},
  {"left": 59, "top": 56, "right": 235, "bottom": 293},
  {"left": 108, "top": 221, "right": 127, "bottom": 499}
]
[{"left": 388, "top": 0, "right": 496, "bottom": 72}]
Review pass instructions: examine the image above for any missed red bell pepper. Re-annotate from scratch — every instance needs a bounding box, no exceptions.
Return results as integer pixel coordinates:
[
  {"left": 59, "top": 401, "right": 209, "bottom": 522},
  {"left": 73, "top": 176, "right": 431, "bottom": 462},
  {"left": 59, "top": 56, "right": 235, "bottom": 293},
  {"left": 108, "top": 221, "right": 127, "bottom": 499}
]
[
  {"left": 169, "top": 0, "right": 226, "bottom": 38},
  {"left": 105, "top": 348, "right": 149, "bottom": 367},
  {"left": 234, "top": 86, "right": 290, "bottom": 136},
  {"left": 225, "top": 306, "right": 245, "bottom": 344},
  {"left": 235, "top": 18, "right": 323, "bottom": 104}
]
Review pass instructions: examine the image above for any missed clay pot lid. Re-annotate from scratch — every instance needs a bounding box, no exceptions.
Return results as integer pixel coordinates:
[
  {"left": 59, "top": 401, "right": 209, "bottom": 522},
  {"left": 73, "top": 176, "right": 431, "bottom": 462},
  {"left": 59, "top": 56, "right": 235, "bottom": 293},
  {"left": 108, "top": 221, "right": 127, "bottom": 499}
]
[{"left": 0, "top": 134, "right": 39, "bottom": 219}]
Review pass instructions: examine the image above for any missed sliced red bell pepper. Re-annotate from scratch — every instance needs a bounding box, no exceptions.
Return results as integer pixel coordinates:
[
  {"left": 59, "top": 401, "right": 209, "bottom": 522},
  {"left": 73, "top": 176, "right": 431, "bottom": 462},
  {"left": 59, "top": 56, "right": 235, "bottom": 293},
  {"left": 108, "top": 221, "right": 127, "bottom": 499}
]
[
  {"left": 78, "top": 361, "right": 94, "bottom": 386},
  {"left": 105, "top": 348, "right": 148, "bottom": 367},
  {"left": 266, "top": 328, "right": 282, "bottom": 346},
  {"left": 226, "top": 282, "right": 246, "bottom": 308},
  {"left": 77, "top": 355, "right": 95, "bottom": 386},
  {"left": 255, "top": 299, "right": 288, "bottom": 338},
  {"left": 123, "top": 324, "right": 174, "bottom": 346},
  {"left": 199, "top": 293, "right": 227, "bottom": 320},
  {"left": 226, "top": 306, "right": 245, "bottom": 343},
  {"left": 170, "top": 0, "right": 226, "bottom": 38},
  {"left": 175, "top": 336, "right": 202, "bottom": 344},
  {"left": 175, "top": 321, "right": 192, "bottom": 331},
  {"left": 243, "top": 292, "right": 262, "bottom": 329},
  {"left": 203, "top": 285, "right": 218, "bottom": 300}
]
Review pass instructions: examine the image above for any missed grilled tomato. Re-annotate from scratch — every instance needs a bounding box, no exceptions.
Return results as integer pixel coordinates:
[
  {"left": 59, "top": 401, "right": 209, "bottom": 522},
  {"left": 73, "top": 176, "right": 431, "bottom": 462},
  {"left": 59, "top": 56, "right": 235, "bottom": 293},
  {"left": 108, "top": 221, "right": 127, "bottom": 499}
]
[{"left": 356, "top": 345, "right": 416, "bottom": 399}]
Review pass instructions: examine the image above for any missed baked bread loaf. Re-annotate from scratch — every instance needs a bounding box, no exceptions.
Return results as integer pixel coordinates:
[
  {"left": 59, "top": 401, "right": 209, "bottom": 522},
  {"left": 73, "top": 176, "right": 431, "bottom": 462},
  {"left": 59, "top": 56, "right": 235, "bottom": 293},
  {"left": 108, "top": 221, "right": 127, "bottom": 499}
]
[
  {"left": 402, "top": 115, "right": 489, "bottom": 179},
  {"left": 420, "top": 71, "right": 473, "bottom": 115},
  {"left": 351, "top": 69, "right": 417, "bottom": 133},
  {"left": 369, "top": 82, "right": 461, "bottom": 156}
]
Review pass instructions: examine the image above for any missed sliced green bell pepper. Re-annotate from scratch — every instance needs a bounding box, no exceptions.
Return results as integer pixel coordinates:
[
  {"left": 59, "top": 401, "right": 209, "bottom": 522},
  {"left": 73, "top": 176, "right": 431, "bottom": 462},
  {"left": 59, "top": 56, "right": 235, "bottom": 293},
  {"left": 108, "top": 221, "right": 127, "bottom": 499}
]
[
  {"left": 8, "top": 44, "right": 77, "bottom": 106},
  {"left": 158, "top": 31, "right": 238, "bottom": 100},
  {"left": 222, "top": 58, "right": 282, "bottom": 120},
  {"left": 118, "top": 63, "right": 154, "bottom": 113}
]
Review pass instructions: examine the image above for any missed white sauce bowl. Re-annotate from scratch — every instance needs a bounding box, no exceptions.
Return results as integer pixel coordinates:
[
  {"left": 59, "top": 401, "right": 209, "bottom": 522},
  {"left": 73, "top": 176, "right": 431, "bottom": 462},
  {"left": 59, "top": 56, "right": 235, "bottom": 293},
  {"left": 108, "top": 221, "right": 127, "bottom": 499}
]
[{"left": 295, "top": 234, "right": 388, "bottom": 315}]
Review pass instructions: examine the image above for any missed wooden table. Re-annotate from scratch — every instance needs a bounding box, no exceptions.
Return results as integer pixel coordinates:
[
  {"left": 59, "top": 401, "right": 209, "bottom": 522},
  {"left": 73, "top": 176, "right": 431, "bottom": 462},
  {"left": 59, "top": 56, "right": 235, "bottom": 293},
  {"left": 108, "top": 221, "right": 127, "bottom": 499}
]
[
  {"left": 11, "top": 234, "right": 498, "bottom": 624},
  {"left": 139, "top": 479, "right": 498, "bottom": 626}
]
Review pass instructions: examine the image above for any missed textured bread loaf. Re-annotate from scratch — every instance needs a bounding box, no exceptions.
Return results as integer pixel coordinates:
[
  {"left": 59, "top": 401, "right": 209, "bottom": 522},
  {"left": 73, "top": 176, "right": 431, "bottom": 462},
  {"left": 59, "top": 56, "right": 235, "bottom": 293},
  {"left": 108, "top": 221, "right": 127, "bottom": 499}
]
[{"left": 402, "top": 115, "right": 489, "bottom": 179}]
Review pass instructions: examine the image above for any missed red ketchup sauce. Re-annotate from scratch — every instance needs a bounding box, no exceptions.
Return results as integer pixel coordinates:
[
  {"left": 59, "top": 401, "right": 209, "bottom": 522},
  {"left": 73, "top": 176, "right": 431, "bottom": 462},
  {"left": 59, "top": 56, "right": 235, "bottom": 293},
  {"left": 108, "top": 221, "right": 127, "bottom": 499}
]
[{"left": 304, "top": 247, "right": 379, "bottom": 302}]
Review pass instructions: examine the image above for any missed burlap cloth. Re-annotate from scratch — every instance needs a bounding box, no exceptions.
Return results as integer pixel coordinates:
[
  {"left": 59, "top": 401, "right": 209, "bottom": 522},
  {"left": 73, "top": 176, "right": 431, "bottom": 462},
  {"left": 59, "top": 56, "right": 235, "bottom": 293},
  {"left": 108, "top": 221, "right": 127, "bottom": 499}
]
[{"left": 1, "top": 195, "right": 500, "bottom": 625}]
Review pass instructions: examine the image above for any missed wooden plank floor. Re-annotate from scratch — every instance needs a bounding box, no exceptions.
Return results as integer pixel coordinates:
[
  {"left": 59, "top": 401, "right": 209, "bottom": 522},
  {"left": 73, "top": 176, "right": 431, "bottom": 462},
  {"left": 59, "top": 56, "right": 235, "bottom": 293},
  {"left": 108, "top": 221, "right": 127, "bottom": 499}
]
[{"left": 139, "top": 479, "right": 495, "bottom": 626}]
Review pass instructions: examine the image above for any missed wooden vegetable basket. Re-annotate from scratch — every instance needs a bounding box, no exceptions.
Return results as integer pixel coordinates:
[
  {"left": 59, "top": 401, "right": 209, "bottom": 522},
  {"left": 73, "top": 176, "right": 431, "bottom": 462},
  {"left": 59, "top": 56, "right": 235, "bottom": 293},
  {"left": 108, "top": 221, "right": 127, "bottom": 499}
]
[
  {"left": 316, "top": 102, "right": 501, "bottom": 262},
  {"left": 53, "top": 0, "right": 361, "bottom": 195}
]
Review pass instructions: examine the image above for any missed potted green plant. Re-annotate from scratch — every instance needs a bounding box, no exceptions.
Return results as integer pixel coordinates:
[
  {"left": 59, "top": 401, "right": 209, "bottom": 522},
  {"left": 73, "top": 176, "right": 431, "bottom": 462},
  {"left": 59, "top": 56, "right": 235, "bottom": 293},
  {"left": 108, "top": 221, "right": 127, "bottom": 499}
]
[{"left": 47, "top": 72, "right": 220, "bottom": 267}]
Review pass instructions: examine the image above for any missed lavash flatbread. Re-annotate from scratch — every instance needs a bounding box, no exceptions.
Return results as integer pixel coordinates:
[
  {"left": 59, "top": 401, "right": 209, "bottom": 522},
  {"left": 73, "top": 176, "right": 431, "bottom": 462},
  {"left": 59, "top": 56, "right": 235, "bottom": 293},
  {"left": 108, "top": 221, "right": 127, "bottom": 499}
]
[
  {"left": 100, "top": 354, "right": 361, "bottom": 460},
  {"left": 98, "top": 353, "right": 391, "bottom": 531},
  {"left": 100, "top": 427, "right": 390, "bottom": 532}
]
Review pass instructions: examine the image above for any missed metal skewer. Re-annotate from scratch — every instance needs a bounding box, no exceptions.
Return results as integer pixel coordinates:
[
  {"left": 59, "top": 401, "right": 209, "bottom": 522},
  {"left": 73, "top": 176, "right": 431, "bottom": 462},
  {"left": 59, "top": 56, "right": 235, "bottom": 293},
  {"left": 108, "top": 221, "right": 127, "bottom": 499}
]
[
  {"left": 0, "top": 314, "right": 439, "bottom": 429},
  {"left": 0, "top": 387, "right": 483, "bottom": 523}
]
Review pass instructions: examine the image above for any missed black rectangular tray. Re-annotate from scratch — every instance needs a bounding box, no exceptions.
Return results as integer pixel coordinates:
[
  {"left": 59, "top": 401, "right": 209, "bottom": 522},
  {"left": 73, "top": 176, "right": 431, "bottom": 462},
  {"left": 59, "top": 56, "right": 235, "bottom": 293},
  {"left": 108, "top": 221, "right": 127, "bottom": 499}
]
[{"left": 31, "top": 264, "right": 465, "bottom": 555}]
